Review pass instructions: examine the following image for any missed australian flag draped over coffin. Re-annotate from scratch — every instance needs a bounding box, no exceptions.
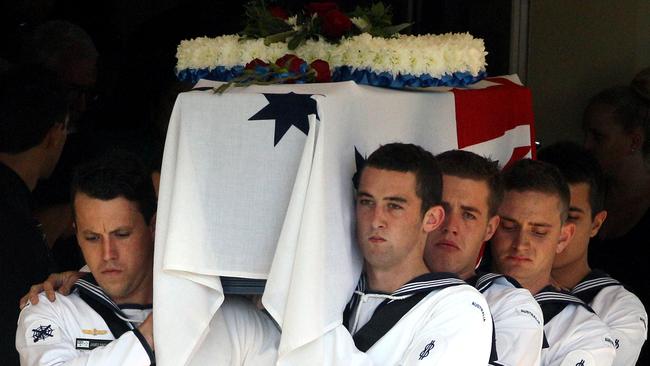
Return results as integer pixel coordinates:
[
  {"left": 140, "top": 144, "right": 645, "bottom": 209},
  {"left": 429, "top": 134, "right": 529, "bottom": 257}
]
[{"left": 153, "top": 77, "right": 535, "bottom": 366}]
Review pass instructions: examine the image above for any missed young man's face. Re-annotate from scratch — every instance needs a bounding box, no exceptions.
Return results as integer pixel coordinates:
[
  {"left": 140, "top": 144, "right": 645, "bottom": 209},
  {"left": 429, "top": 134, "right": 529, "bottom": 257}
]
[
  {"left": 553, "top": 183, "right": 606, "bottom": 270},
  {"left": 356, "top": 167, "right": 434, "bottom": 272},
  {"left": 583, "top": 103, "right": 632, "bottom": 177},
  {"left": 74, "top": 193, "right": 155, "bottom": 304},
  {"left": 491, "top": 190, "right": 573, "bottom": 293},
  {"left": 425, "top": 175, "right": 498, "bottom": 279}
]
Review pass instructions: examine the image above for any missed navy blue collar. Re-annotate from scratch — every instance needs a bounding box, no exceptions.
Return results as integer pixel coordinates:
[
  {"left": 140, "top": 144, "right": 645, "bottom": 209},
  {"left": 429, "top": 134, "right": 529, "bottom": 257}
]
[
  {"left": 571, "top": 269, "right": 621, "bottom": 304},
  {"left": 534, "top": 285, "right": 593, "bottom": 325},
  {"left": 354, "top": 271, "right": 465, "bottom": 297}
]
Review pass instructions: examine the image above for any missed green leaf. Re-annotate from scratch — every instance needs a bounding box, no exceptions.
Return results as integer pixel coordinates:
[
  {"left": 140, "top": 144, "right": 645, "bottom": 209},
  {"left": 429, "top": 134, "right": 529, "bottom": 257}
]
[
  {"left": 379, "top": 23, "right": 412, "bottom": 36},
  {"left": 241, "top": 0, "right": 292, "bottom": 38},
  {"left": 264, "top": 30, "right": 297, "bottom": 45},
  {"left": 214, "top": 83, "right": 233, "bottom": 94},
  {"left": 288, "top": 32, "right": 306, "bottom": 50},
  {"left": 371, "top": 2, "right": 385, "bottom": 18}
]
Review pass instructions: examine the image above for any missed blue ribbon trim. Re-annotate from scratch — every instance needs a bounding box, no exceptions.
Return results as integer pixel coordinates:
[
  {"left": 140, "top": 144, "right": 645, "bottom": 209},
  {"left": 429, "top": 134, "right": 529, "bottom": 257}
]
[{"left": 176, "top": 66, "right": 486, "bottom": 88}]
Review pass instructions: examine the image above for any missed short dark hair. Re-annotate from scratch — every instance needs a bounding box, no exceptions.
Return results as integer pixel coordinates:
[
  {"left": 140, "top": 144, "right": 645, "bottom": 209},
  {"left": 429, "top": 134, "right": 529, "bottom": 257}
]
[
  {"left": 501, "top": 159, "right": 571, "bottom": 222},
  {"left": 436, "top": 150, "right": 503, "bottom": 217},
  {"left": 362, "top": 143, "right": 442, "bottom": 215},
  {"left": 0, "top": 64, "right": 69, "bottom": 153},
  {"left": 537, "top": 141, "right": 606, "bottom": 218},
  {"left": 584, "top": 84, "right": 650, "bottom": 155},
  {"left": 71, "top": 149, "right": 157, "bottom": 223}
]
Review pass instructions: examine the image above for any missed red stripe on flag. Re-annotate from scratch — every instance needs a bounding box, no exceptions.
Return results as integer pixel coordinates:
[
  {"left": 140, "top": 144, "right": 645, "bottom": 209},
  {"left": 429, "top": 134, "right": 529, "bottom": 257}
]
[
  {"left": 452, "top": 82, "right": 535, "bottom": 152},
  {"left": 503, "top": 146, "right": 532, "bottom": 170}
]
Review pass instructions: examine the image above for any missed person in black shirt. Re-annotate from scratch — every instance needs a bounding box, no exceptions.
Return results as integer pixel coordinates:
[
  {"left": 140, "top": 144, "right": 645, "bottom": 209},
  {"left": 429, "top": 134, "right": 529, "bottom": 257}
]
[
  {"left": 583, "top": 67, "right": 650, "bottom": 364},
  {"left": 0, "top": 64, "right": 69, "bottom": 364}
]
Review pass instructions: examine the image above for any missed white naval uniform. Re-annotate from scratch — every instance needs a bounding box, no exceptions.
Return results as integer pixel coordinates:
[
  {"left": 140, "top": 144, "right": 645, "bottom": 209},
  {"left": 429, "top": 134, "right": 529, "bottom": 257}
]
[
  {"left": 535, "top": 286, "right": 616, "bottom": 366},
  {"left": 16, "top": 276, "right": 280, "bottom": 366},
  {"left": 470, "top": 273, "right": 544, "bottom": 366},
  {"left": 185, "top": 295, "right": 280, "bottom": 366},
  {"left": 340, "top": 272, "right": 494, "bottom": 365},
  {"left": 16, "top": 276, "right": 154, "bottom": 366},
  {"left": 571, "top": 270, "right": 648, "bottom": 366}
]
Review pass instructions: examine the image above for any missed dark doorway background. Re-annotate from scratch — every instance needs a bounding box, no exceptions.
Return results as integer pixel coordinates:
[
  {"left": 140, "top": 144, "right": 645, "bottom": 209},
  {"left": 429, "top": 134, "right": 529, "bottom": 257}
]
[
  {"left": 0, "top": 0, "right": 513, "bottom": 283},
  {"left": 0, "top": 0, "right": 512, "bottom": 171},
  {"left": 1, "top": 0, "right": 511, "bottom": 90}
]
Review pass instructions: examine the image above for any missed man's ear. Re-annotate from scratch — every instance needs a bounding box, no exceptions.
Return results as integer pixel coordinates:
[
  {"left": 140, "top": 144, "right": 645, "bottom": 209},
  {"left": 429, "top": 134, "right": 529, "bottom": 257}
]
[
  {"left": 43, "top": 121, "right": 66, "bottom": 149},
  {"left": 629, "top": 126, "right": 644, "bottom": 155},
  {"left": 422, "top": 205, "right": 445, "bottom": 233},
  {"left": 483, "top": 215, "right": 500, "bottom": 242},
  {"left": 590, "top": 210, "right": 607, "bottom": 238},
  {"left": 557, "top": 221, "right": 576, "bottom": 254}
]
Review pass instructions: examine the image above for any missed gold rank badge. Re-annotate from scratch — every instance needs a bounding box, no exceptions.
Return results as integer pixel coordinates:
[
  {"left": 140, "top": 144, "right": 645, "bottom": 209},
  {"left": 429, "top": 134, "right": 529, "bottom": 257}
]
[{"left": 81, "top": 328, "right": 108, "bottom": 336}]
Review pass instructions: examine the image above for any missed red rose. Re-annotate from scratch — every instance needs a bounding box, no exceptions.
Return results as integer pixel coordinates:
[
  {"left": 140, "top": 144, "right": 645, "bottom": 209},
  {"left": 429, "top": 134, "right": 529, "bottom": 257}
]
[
  {"left": 305, "top": 2, "right": 339, "bottom": 17},
  {"left": 287, "top": 56, "right": 307, "bottom": 74},
  {"left": 245, "top": 58, "right": 270, "bottom": 70},
  {"left": 310, "top": 59, "right": 331, "bottom": 82},
  {"left": 275, "top": 54, "right": 299, "bottom": 68},
  {"left": 268, "top": 5, "right": 289, "bottom": 20},
  {"left": 321, "top": 9, "right": 352, "bottom": 38}
]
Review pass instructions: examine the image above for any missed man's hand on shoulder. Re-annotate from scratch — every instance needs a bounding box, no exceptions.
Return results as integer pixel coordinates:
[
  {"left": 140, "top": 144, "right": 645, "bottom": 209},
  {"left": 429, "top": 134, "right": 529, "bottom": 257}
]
[{"left": 19, "top": 271, "right": 83, "bottom": 308}]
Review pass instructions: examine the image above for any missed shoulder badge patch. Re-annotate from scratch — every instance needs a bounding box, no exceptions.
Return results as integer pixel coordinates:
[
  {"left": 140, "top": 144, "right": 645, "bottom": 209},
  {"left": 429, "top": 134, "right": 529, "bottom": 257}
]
[
  {"left": 560, "top": 350, "right": 595, "bottom": 366},
  {"left": 32, "top": 324, "right": 54, "bottom": 343},
  {"left": 419, "top": 340, "right": 435, "bottom": 360}
]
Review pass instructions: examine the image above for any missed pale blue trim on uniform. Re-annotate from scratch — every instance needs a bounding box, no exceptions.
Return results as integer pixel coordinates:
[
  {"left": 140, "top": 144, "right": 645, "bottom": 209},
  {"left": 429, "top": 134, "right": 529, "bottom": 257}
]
[
  {"left": 572, "top": 277, "right": 621, "bottom": 294},
  {"left": 475, "top": 273, "right": 504, "bottom": 293},
  {"left": 73, "top": 278, "right": 135, "bottom": 330},
  {"left": 534, "top": 292, "right": 588, "bottom": 307},
  {"left": 393, "top": 278, "right": 466, "bottom": 297}
]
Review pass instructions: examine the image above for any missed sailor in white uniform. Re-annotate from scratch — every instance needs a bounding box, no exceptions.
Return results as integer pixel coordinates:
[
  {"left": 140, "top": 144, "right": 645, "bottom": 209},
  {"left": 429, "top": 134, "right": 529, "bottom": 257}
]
[
  {"left": 534, "top": 286, "right": 616, "bottom": 366},
  {"left": 490, "top": 158, "right": 616, "bottom": 366},
  {"left": 17, "top": 278, "right": 279, "bottom": 366},
  {"left": 17, "top": 274, "right": 154, "bottom": 366},
  {"left": 343, "top": 272, "right": 492, "bottom": 365},
  {"left": 426, "top": 150, "right": 544, "bottom": 366},
  {"left": 337, "top": 143, "right": 493, "bottom": 365},
  {"left": 15, "top": 151, "right": 279, "bottom": 366},
  {"left": 571, "top": 272, "right": 646, "bottom": 365},
  {"left": 538, "top": 141, "right": 648, "bottom": 365}
]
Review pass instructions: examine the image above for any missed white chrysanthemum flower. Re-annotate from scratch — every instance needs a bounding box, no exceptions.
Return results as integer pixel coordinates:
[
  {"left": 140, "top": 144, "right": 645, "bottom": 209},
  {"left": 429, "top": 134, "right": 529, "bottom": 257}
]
[{"left": 175, "top": 32, "right": 487, "bottom": 78}]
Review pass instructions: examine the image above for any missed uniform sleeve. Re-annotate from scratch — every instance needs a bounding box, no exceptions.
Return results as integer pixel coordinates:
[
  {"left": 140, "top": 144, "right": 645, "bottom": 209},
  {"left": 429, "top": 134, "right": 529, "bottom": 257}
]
[
  {"left": 490, "top": 289, "right": 544, "bottom": 366},
  {"left": 600, "top": 290, "right": 648, "bottom": 366},
  {"left": 15, "top": 297, "right": 151, "bottom": 366},
  {"left": 550, "top": 310, "right": 616, "bottom": 366},
  {"left": 230, "top": 297, "right": 281, "bottom": 366},
  {"left": 396, "top": 286, "right": 493, "bottom": 365}
]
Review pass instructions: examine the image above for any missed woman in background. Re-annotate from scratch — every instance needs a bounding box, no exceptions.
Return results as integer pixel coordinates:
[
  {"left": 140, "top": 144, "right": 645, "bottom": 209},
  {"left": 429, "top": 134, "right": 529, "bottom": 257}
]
[{"left": 583, "top": 67, "right": 650, "bottom": 365}]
